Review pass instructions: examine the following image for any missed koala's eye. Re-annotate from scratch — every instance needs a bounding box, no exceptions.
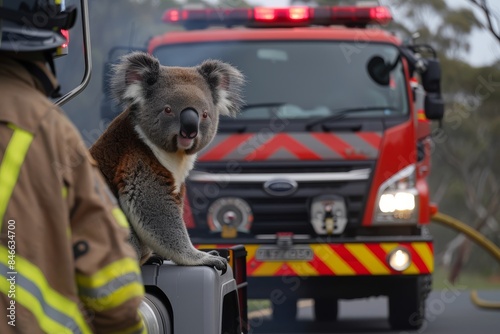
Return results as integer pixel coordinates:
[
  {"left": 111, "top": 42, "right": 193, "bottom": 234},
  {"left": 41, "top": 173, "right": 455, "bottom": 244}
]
[
  {"left": 202, "top": 111, "right": 208, "bottom": 119},
  {"left": 164, "top": 107, "right": 172, "bottom": 114}
]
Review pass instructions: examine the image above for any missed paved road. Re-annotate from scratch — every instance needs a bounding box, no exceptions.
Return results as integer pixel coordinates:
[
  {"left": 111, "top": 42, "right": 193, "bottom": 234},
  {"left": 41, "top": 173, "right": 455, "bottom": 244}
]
[{"left": 248, "top": 290, "right": 500, "bottom": 334}]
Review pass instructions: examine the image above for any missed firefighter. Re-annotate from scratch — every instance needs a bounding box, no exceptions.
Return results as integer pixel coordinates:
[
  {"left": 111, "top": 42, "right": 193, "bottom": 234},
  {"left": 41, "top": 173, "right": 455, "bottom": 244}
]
[{"left": 0, "top": 1, "right": 146, "bottom": 333}]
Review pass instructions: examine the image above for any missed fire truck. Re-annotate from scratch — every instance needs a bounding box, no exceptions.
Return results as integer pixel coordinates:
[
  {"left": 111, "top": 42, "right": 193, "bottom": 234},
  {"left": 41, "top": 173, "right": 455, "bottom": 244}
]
[{"left": 101, "top": 3, "right": 444, "bottom": 331}]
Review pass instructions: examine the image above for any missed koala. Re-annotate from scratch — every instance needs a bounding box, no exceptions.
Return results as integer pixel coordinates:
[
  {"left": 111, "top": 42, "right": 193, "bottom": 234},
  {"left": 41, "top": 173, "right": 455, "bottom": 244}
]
[{"left": 90, "top": 52, "right": 244, "bottom": 271}]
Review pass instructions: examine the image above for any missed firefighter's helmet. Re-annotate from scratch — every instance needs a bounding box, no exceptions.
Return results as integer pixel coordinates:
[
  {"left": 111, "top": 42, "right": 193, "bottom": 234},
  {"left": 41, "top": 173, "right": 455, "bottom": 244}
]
[{"left": 0, "top": 0, "right": 77, "bottom": 53}]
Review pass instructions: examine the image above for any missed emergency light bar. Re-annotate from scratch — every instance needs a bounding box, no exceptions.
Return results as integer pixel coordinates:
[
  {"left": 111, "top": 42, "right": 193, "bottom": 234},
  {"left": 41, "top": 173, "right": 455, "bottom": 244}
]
[{"left": 162, "top": 6, "right": 392, "bottom": 29}]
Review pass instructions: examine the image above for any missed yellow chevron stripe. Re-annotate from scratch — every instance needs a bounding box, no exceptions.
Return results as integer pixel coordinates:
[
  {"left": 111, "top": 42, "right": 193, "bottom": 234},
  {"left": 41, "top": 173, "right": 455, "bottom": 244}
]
[
  {"left": 197, "top": 242, "right": 432, "bottom": 276},
  {"left": 245, "top": 245, "right": 258, "bottom": 261},
  {"left": 379, "top": 243, "right": 399, "bottom": 253},
  {"left": 287, "top": 262, "right": 319, "bottom": 276},
  {"left": 198, "top": 244, "right": 217, "bottom": 249},
  {"left": 252, "top": 262, "right": 283, "bottom": 276},
  {"left": 311, "top": 245, "right": 355, "bottom": 275},
  {"left": 403, "top": 263, "right": 420, "bottom": 274},
  {"left": 412, "top": 242, "right": 434, "bottom": 272},
  {"left": 345, "top": 244, "right": 390, "bottom": 275}
]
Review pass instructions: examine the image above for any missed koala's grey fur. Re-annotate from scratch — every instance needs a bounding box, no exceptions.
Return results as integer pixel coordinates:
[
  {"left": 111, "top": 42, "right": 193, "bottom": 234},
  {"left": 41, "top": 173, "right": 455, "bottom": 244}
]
[{"left": 90, "top": 52, "right": 244, "bottom": 271}]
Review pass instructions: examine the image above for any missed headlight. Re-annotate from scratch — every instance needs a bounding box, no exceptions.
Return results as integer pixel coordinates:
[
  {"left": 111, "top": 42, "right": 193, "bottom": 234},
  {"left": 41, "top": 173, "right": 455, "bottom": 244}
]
[
  {"left": 207, "top": 197, "right": 253, "bottom": 237},
  {"left": 374, "top": 164, "right": 419, "bottom": 224}
]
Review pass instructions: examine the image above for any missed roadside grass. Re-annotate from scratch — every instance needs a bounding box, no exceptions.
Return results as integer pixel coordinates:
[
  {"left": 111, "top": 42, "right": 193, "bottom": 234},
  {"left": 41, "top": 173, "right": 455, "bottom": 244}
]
[
  {"left": 248, "top": 299, "right": 271, "bottom": 313},
  {"left": 432, "top": 266, "right": 500, "bottom": 290}
]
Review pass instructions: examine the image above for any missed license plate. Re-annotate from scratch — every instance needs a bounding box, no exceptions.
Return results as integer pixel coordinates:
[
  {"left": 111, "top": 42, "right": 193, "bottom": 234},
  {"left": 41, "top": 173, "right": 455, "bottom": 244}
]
[{"left": 255, "top": 246, "right": 314, "bottom": 261}]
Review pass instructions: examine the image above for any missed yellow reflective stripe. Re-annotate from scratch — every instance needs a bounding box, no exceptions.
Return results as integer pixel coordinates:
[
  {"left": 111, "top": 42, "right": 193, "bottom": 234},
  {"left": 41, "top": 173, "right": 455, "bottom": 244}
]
[
  {"left": 198, "top": 244, "right": 217, "bottom": 250},
  {"left": 417, "top": 110, "right": 427, "bottom": 121},
  {"left": 0, "top": 124, "right": 33, "bottom": 230},
  {"left": 412, "top": 242, "right": 434, "bottom": 272},
  {"left": 287, "top": 262, "right": 318, "bottom": 276},
  {"left": 245, "top": 245, "right": 258, "bottom": 261},
  {"left": 80, "top": 281, "right": 145, "bottom": 311},
  {"left": 311, "top": 245, "right": 355, "bottom": 275},
  {"left": 252, "top": 262, "right": 283, "bottom": 276},
  {"left": 403, "top": 262, "right": 420, "bottom": 274},
  {"left": 345, "top": 244, "right": 390, "bottom": 275},
  {"left": 76, "top": 256, "right": 143, "bottom": 313},
  {"left": 0, "top": 279, "right": 71, "bottom": 333},
  {"left": 112, "top": 207, "right": 130, "bottom": 228},
  {"left": 76, "top": 257, "right": 141, "bottom": 289},
  {"left": 62, "top": 185, "right": 68, "bottom": 199},
  {"left": 0, "top": 246, "right": 91, "bottom": 333}
]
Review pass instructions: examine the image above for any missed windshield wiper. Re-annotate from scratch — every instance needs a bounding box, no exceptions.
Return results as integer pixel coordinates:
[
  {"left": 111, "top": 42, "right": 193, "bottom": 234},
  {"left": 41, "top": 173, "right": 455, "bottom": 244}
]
[
  {"left": 305, "top": 106, "right": 397, "bottom": 131},
  {"left": 242, "top": 102, "right": 286, "bottom": 110},
  {"left": 218, "top": 103, "right": 286, "bottom": 133}
]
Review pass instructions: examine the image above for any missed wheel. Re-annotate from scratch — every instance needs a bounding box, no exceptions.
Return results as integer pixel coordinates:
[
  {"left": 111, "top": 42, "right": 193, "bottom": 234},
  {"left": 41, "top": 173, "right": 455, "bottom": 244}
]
[
  {"left": 314, "top": 298, "right": 338, "bottom": 322},
  {"left": 388, "top": 277, "right": 427, "bottom": 330},
  {"left": 272, "top": 297, "right": 297, "bottom": 322},
  {"left": 140, "top": 293, "right": 172, "bottom": 334}
]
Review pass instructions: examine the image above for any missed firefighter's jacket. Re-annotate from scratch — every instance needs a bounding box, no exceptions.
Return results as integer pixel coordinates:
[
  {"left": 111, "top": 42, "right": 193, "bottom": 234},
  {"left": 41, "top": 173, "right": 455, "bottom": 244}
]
[{"left": 0, "top": 56, "right": 146, "bottom": 333}]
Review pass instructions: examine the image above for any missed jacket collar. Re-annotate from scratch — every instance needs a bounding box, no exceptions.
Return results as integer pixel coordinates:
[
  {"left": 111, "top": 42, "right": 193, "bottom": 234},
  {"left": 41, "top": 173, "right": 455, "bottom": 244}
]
[{"left": 0, "top": 55, "right": 59, "bottom": 96}]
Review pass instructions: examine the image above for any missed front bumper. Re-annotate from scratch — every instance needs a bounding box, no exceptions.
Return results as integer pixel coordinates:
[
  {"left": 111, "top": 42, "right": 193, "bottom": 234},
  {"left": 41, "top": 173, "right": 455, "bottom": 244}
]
[{"left": 195, "top": 236, "right": 433, "bottom": 277}]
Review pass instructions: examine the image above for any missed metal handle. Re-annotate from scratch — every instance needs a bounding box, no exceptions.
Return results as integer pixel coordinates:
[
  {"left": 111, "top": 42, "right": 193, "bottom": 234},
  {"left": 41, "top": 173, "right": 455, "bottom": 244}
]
[{"left": 56, "top": 0, "right": 92, "bottom": 106}]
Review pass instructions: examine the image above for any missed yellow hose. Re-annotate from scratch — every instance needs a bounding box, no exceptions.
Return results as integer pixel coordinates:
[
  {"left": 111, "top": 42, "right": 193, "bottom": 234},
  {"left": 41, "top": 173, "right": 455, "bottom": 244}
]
[
  {"left": 431, "top": 212, "right": 500, "bottom": 310},
  {"left": 470, "top": 290, "right": 500, "bottom": 309}
]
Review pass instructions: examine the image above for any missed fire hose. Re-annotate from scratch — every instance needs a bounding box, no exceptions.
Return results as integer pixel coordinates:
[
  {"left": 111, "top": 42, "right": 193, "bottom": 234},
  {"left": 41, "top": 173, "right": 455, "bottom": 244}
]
[{"left": 431, "top": 212, "right": 500, "bottom": 310}]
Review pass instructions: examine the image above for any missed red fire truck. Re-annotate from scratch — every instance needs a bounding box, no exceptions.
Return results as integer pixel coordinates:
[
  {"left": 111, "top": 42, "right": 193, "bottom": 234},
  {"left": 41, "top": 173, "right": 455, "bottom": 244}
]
[{"left": 101, "top": 4, "right": 444, "bottom": 331}]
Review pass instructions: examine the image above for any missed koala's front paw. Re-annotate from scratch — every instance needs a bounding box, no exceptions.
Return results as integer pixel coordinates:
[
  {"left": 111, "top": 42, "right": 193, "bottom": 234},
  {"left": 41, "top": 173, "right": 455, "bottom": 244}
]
[
  {"left": 202, "top": 251, "right": 228, "bottom": 273},
  {"left": 144, "top": 254, "right": 165, "bottom": 266}
]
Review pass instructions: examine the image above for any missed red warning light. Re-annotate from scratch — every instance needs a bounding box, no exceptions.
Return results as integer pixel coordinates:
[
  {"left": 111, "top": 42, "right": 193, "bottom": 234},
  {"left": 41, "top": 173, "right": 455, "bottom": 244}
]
[
  {"left": 163, "top": 9, "right": 181, "bottom": 23},
  {"left": 254, "top": 7, "right": 275, "bottom": 21},
  {"left": 369, "top": 6, "right": 392, "bottom": 25},
  {"left": 60, "top": 29, "right": 69, "bottom": 49},
  {"left": 289, "top": 7, "right": 309, "bottom": 21}
]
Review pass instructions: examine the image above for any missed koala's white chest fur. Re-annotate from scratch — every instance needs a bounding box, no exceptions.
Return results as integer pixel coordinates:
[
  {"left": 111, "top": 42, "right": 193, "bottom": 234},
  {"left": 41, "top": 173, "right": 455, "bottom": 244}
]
[{"left": 135, "top": 125, "right": 196, "bottom": 194}]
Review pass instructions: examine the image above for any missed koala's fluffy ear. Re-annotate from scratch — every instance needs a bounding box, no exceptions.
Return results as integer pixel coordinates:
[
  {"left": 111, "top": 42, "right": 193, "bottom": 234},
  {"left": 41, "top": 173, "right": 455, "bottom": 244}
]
[
  {"left": 111, "top": 51, "right": 160, "bottom": 107},
  {"left": 198, "top": 60, "right": 245, "bottom": 117}
]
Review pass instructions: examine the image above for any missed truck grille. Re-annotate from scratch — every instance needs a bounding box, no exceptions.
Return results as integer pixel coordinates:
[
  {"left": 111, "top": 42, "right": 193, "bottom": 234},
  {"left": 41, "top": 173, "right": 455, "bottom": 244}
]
[{"left": 186, "top": 161, "right": 374, "bottom": 237}]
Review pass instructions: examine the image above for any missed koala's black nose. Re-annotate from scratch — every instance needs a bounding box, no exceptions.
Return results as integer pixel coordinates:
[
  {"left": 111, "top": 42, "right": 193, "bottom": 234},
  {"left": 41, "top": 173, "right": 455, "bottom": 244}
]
[{"left": 179, "top": 108, "right": 199, "bottom": 139}]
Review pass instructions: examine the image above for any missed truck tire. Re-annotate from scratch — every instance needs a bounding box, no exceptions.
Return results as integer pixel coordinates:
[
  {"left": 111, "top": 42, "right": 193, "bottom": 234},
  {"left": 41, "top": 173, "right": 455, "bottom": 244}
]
[
  {"left": 140, "top": 293, "right": 172, "bottom": 334},
  {"left": 272, "top": 297, "right": 297, "bottom": 322},
  {"left": 388, "top": 277, "right": 426, "bottom": 330},
  {"left": 314, "top": 298, "right": 338, "bottom": 322}
]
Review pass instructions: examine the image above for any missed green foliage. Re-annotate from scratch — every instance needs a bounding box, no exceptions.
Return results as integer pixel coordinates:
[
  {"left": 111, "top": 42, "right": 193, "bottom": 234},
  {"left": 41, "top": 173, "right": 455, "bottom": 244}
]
[
  {"left": 444, "top": 8, "right": 481, "bottom": 34},
  {"left": 379, "top": 1, "right": 500, "bottom": 276}
]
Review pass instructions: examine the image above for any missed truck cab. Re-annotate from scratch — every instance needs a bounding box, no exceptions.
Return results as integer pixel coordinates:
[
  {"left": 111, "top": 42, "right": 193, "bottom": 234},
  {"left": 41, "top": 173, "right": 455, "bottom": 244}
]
[{"left": 102, "top": 4, "right": 444, "bottom": 331}]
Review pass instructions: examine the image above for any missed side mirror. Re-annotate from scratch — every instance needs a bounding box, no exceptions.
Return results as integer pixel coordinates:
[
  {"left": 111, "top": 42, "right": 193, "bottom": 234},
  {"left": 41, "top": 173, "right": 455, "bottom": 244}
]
[
  {"left": 399, "top": 46, "right": 445, "bottom": 121},
  {"left": 367, "top": 56, "right": 391, "bottom": 86},
  {"left": 422, "top": 59, "right": 444, "bottom": 120},
  {"left": 424, "top": 92, "right": 444, "bottom": 120},
  {"left": 421, "top": 59, "right": 441, "bottom": 93}
]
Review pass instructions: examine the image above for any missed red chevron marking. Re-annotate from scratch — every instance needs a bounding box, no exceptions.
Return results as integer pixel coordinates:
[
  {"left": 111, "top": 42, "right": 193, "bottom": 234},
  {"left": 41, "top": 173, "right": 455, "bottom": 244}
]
[
  {"left": 311, "top": 133, "right": 367, "bottom": 159},
  {"left": 199, "top": 134, "right": 253, "bottom": 161},
  {"left": 244, "top": 133, "right": 321, "bottom": 161},
  {"left": 357, "top": 132, "right": 382, "bottom": 149}
]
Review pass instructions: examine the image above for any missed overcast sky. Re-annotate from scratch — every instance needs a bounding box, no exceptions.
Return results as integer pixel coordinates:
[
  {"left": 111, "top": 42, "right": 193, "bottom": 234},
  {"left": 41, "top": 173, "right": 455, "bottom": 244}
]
[{"left": 244, "top": 0, "right": 500, "bottom": 66}]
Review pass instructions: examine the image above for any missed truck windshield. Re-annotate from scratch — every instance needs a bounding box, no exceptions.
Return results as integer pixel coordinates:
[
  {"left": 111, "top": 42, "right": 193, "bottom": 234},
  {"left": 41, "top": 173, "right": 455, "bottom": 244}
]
[{"left": 153, "top": 41, "right": 408, "bottom": 120}]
